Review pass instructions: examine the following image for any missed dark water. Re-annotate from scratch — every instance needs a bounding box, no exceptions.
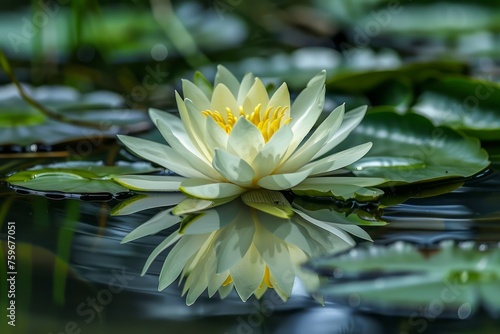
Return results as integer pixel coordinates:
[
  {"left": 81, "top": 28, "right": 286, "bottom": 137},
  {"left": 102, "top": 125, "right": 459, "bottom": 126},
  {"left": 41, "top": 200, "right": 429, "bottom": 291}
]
[{"left": 0, "top": 157, "right": 499, "bottom": 334}]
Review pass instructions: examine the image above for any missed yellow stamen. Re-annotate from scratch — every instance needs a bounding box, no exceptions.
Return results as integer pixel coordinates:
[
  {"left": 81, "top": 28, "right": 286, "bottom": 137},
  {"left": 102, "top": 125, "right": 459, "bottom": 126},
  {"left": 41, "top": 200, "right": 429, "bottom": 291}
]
[{"left": 202, "top": 105, "right": 290, "bottom": 142}]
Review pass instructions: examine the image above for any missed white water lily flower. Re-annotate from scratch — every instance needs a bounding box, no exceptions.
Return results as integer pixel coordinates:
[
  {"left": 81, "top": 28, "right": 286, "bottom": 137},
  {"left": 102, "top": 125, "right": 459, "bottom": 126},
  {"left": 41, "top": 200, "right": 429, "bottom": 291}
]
[
  {"left": 121, "top": 194, "right": 366, "bottom": 305},
  {"left": 115, "top": 65, "right": 380, "bottom": 199}
]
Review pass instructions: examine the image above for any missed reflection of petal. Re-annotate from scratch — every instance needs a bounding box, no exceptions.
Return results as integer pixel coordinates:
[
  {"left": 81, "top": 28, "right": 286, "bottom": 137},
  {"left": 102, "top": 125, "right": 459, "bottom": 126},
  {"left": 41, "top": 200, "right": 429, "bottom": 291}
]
[
  {"left": 214, "top": 209, "right": 255, "bottom": 273},
  {"left": 121, "top": 208, "right": 181, "bottom": 243},
  {"left": 119, "top": 194, "right": 372, "bottom": 304},
  {"left": 230, "top": 245, "right": 266, "bottom": 301},
  {"left": 159, "top": 233, "right": 212, "bottom": 290},
  {"left": 254, "top": 223, "right": 294, "bottom": 300},
  {"left": 179, "top": 178, "right": 246, "bottom": 199},
  {"left": 111, "top": 193, "right": 186, "bottom": 216},
  {"left": 293, "top": 209, "right": 357, "bottom": 245}
]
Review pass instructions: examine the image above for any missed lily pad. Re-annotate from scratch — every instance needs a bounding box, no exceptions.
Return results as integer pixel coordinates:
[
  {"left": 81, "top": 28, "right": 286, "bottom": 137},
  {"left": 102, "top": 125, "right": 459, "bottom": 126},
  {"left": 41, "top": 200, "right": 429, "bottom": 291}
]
[
  {"left": 307, "top": 240, "right": 500, "bottom": 318},
  {"left": 412, "top": 77, "right": 500, "bottom": 140},
  {"left": 0, "top": 83, "right": 150, "bottom": 146},
  {"left": 335, "top": 110, "right": 490, "bottom": 185},
  {"left": 327, "top": 61, "right": 467, "bottom": 93},
  {"left": 6, "top": 161, "right": 160, "bottom": 195}
]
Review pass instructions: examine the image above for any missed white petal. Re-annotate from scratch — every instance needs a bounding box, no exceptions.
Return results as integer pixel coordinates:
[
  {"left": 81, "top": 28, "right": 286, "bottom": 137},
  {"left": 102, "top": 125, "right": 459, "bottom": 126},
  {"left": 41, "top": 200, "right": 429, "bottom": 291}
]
[
  {"left": 251, "top": 125, "right": 293, "bottom": 178},
  {"left": 149, "top": 108, "right": 200, "bottom": 159},
  {"left": 205, "top": 116, "right": 228, "bottom": 150},
  {"left": 212, "top": 149, "right": 255, "bottom": 187},
  {"left": 313, "top": 105, "right": 367, "bottom": 159},
  {"left": 237, "top": 72, "right": 255, "bottom": 105},
  {"left": 193, "top": 71, "right": 213, "bottom": 99},
  {"left": 284, "top": 104, "right": 345, "bottom": 169},
  {"left": 286, "top": 71, "right": 326, "bottom": 157},
  {"left": 175, "top": 92, "right": 212, "bottom": 160},
  {"left": 183, "top": 98, "right": 213, "bottom": 160},
  {"left": 182, "top": 79, "right": 210, "bottom": 111},
  {"left": 155, "top": 114, "right": 223, "bottom": 180},
  {"left": 210, "top": 83, "right": 239, "bottom": 121},
  {"left": 243, "top": 78, "right": 269, "bottom": 116},
  {"left": 121, "top": 209, "right": 181, "bottom": 243},
  {"left": 113, "top": 175, "right": 186, "bottom": 192},
  {"left": 117, "top": 135, "right": 208, "bottom": 179},
  {"left": 301, "top": 142, "right": 372, "bottom": 176},
  {"left": 275, "top": 135, "right": 329, "bottom": 174},
  {"left": 179, "top": 178, "right": 246, "bottom": 199},
  {"left": 214, "top": 64, "right": 240, "bottom": 97},
  {"left": 241, "top": 190, "right": 293, "bottom": 219},
  {"left": 268, "top": 83, "right": 290, "bottom": 109},
  {"left": 257, "top": 169, "right": 311, "bottom": 190},
  {"left": 227, "top": 117, "right": 265, "bottom": 163}
]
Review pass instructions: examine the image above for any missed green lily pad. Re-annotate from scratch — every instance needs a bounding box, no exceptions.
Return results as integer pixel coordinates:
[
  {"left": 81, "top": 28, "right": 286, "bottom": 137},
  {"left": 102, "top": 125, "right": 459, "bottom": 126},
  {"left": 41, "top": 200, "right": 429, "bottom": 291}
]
[
  {"left": 7, "top": 161, "right": 160, "bottom": 195},
  {"left": 335, "top": 110, "right": 490, "bottom": 185},
  {"left": 412, "top": 77, "right": 500, "bottom": 140},
  {"left": 307, "top": 240, "right": 500, "bottom": 318},
  {"left": 0, "top": 83, "right": 150, "bottom": 146},
  {"left": 327, "top": 61, "right": 467, "bottom": 93}
]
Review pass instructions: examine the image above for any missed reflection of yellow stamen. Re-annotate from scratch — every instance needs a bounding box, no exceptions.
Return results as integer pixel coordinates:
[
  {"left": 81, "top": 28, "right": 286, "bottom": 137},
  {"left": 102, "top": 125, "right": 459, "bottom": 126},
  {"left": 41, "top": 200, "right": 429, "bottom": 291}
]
[
  {"left": 222, "top": 266, "right": 274, "bottom": 292},
  {"left": 222, "top": 275, "right": 233, "bottom": 286},
  {"left": 263, "top": 266, "right": 273, "bottom": 288},
  {"left": 201, "top": 105, "right": 290, "bottom": 142}
]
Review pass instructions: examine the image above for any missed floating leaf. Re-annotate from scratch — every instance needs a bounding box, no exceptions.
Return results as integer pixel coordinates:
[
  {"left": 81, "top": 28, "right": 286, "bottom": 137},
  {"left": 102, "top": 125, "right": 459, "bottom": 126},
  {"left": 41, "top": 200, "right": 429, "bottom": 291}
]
[
  {"left": 327, "top": 61, "right": 467, "bottom": 93},
  {"left": 307, "top": 240, "right": 500, "bottom": 318},
  {"left": 7, "top": 161, "right": 160, "bottom": 195},
  {"left": 335, "top": 110, "right": 490, "bottom": 185},
  {"left": 0, "top": 83, "right": 150, "bottom": 147},
  {"left": 413, "top": 77, "right": 500, "bottom": 140}
]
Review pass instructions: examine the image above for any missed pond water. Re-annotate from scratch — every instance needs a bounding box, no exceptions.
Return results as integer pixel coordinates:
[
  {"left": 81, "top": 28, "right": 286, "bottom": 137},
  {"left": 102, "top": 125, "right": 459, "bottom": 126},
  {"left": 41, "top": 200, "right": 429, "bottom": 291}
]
[{"left": 1, "top": 149, "right": 498, "bottom": 334}]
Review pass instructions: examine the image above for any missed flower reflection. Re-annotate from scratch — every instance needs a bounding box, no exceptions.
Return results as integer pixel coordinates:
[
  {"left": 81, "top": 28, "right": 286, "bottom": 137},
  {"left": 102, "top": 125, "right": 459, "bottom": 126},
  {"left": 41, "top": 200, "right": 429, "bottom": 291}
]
[{"left": 118, "top": 192, "right": 372, "bottom": 305}]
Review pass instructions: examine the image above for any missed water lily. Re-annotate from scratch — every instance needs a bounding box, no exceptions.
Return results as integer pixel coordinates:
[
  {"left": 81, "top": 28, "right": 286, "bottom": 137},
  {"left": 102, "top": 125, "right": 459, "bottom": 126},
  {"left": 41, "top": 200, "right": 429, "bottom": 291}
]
[
  {"left": 119, "top": 194, "right": 369, "bottom": 305},
  {"left": 115, "top": 65, "right": 383, "bottom": 200}
]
